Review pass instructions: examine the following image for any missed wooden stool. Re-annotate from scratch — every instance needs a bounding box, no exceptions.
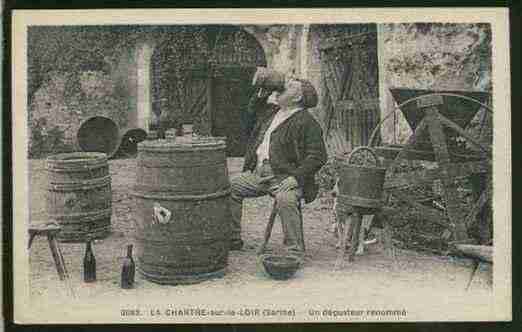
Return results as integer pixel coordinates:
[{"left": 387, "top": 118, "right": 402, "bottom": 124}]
[
  {"left": 258, "top": 197, "right": 305, "bottom": 255},
  {"left": 334, "top": 206, "right": 396, "bottom": 270},
  {"left": 28, "top": 222, "right": 70, "bottom": 281}
]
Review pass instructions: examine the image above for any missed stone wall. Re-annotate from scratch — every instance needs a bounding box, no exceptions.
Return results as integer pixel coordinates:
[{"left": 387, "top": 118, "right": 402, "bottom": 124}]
[
  {"left": 243, "top": 25, "right": 300, "bottom": 77},
  {"left": 379, "top": 23, "right": 492, "bottom": 144},
  {"left": 29, "top": 69, "right": 131, "bottom": 157},
  {"left": 28, "top": 26, "right": 138, "bottom": 158},
  {"left": 27, "top": 24, "right": 492, "bottom": 157}
]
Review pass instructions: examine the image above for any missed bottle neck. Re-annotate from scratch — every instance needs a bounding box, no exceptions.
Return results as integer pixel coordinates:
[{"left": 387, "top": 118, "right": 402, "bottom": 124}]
[{"left": 126, "top": 245, "right": 133, "bottom": 258}]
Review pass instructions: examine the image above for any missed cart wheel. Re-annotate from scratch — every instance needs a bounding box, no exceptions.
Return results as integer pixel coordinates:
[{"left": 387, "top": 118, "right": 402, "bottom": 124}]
[{"left": 376, "top": 93, "right": 492, "bottom": 248}]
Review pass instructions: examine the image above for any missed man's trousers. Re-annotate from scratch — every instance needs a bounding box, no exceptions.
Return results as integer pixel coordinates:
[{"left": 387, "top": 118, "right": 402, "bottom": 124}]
[{"left": 229, "top": 171, "right": 305, "bottom": 256}]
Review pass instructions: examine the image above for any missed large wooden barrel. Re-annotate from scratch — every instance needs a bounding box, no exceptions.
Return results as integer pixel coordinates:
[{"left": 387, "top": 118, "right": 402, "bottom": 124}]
[
  {"left": 133, "top": 138, "right": 231, "bottom": 285},
  {"left": 46, "top": 152, "right": 112, "bottom": 242}
]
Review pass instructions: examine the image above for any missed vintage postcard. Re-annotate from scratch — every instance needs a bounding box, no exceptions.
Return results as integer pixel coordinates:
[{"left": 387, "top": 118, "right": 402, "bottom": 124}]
[{"left": 12, "top": 8, "right": 511, "bottom": 324}]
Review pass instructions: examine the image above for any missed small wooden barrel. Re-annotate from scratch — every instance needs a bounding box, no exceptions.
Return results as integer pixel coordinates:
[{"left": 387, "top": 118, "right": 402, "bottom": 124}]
[
  {"left": 133, "top": 137, "right": 230, "bottom": 285},
  {"left": 46, "top": 152, "right": 112, "bottom": 242}
]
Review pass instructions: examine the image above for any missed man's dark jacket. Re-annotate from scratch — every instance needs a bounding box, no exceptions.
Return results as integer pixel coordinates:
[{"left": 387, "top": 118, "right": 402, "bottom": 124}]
[{"left": 242, "top": 99, "right": 327, "bottom": 204}]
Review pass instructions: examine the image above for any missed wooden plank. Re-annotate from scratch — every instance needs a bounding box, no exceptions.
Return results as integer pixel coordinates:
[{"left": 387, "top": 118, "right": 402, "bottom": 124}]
[
  {"left": 47, "top": 236, "right": 67, "bottom": 281},
  {"left": 348, "top": 212, "right": 362, "bottom": 262},
  {"left": 322, "top": 56, "right": 343, "bottom": 135},
  {"left": 329, "top": 51, "right": 350, "bottom": 102},
  {"left": 323, "top": 52, "right": 341, "bottom": 102},
  {"left": 388, "top": 118, "right": 428, "bottom": 170},
  {"left": 416, "top": 94, "right": 444, "bottom": 108},
  {"left": 391, "top": 191, "right": 450, "bottom": 227},
  {"left": 383, "top": 160, "right": 489, "bottom": 189},
  {"left": 207, "top": 72, "right": 215, "bottom": 135},
  {"left": 464, "top": 182, "right": 492, "bottom": 228},
  {"left": 335, "top": 100, "right": 355, "bottom": 111},
  {"left": 425, "top": 107, "right": 468, "bottom": 241},
  {"left": 334, "top": 213, "right": 353, "bottom": 270},
  {"left": 466, "top": 261, "right": 493, "bottom": 291},
  {"left": 438, "top": 112, "right": 492, "bottom": 156},
  {"left": 321, "top": 72, "right": 335, "bottom": 135},
  {"left": 456, "top": 244, "right": 493, "bottom": 263},
  {"left": 319, "top": 32, "right": 377, "bottom": 51},
  {"left": 375, "top": 145, "right": 485, "bottom": 162},
  {"left": 333, "top": 98, "right": 381, "bottom": 112},
  {"left": 324, "top": 63, "right": 340, "bottom": 103}
]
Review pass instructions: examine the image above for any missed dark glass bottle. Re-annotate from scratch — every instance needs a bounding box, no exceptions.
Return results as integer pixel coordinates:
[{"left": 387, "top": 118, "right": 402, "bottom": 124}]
[
  {"left": 121, "top": 244, "right": 135, "bottom": 289},
  {"left": 83, "top": 240, "right": 96, "bottom": 283}
]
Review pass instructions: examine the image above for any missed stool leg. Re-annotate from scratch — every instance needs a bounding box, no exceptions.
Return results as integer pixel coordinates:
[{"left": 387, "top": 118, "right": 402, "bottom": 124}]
[
  {"left": 334, "top": 212, "right": 352, "bottom": 270},
  {"left": 47, "top": 235, "right": 67, "bottom": 281},
  {"left": 298, "top": 201, "right": 305, "bottom": 252},
  {"left": 348, "top": 212, "right": 362, "bottom": 262},
  {"left": 28, "top": 231, "right": 38, "bottom": 249},
  {"left": 383, "top": 221, "right": 396, "bottom": 260},
  {"left": 258, "top": 201, "right": 278, "bottom": 255}
]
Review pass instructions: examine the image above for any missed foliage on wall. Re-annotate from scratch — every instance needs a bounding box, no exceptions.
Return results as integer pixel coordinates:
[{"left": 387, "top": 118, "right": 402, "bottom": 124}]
[
  {"left": 29, "top": 69, "right": 131, "bottom": 158},
  {"left": 28, "top": 26, "right": 139, "bottom": 157}
]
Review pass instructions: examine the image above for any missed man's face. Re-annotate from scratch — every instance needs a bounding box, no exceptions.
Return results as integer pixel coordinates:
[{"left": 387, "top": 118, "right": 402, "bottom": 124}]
[{"left": 276, "top": 80, "right": 303, "bottom": 108}]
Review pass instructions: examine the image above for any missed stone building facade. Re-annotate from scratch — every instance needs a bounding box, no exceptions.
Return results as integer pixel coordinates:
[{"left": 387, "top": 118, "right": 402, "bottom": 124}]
[{"left": 28, "top": 23, "right": 491, "bottom": 157}]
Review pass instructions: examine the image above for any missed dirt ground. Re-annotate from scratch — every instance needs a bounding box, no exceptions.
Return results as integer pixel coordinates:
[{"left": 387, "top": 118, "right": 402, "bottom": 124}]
[{"left": 26, "top": 158, "right": 493, "bottom": 323}]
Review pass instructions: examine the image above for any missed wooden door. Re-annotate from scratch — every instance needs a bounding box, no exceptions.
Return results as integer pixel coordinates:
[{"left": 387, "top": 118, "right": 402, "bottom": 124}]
[
  {"left": 151, "top": 27, "right": 211, "bottom": 135},
  {"left": 151, "top": 26, "right": 265, "bottom": 156},
  {"left": 318, "top": 24, "right": 381, "bottom": 154}
]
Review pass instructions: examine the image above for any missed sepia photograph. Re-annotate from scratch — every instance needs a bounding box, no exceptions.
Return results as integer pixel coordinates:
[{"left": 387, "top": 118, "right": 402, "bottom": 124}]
[{"left": 11, "top": 8, "right": 511, "bottom": 324}]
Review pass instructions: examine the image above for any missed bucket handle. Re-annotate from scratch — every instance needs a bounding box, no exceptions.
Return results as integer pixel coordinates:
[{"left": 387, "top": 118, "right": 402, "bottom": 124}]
[{"left": 346, "top": 146, "right": 381, "bottom": 167}]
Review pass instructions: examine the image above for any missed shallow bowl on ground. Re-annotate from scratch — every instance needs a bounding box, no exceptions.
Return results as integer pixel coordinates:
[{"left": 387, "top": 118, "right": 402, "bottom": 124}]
[{"left": 261, "top": 255, "right": 300, "bottom": 280}]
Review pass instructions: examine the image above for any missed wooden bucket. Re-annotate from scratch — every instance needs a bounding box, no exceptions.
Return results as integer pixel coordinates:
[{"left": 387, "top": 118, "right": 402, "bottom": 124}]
[
  {"left": 46, "top": 152, "right": 112, "bottom": 242},
  {"left": 336, "top": 147, "right": 386, "bottom": 209},
  {"left": 133, "top": 137, "right": 230, "bottom": 285},
  {"left": 77, "top": 116, "right": 147, "bottom": 158}
]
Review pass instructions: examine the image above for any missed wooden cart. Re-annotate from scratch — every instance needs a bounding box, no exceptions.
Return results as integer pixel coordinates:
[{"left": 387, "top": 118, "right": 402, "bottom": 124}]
[{"left": 369, "top": 88, "right": 492, "bottom": 249}]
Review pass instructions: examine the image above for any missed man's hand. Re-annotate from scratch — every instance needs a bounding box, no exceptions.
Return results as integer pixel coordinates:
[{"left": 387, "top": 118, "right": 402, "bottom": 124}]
[
  {"left": 256, "top": 87, "right": 273, "bottom": 99},
  {"left": 274, "top": 176, "right": 298, "bottom": 193}
]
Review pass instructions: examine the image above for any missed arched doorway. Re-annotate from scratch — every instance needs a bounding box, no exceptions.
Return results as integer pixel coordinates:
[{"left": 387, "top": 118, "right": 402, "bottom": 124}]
[{"left": 151, "top": 26, "right": 267, "bottom": 156}]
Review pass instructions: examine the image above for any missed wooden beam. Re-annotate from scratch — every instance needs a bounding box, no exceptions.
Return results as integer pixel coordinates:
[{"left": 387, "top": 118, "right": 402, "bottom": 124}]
[
  {"left": 425, "top": 107, "right": 468, "bottom": 241},
  {"left": 319, "top": 31, "right": 377, "bottom": 51},
  {"left": 464, "top": 183, "right": 492, "bottom": 228},
  {"left": 375, "top": 145, "right": 485, "bottom": 162},
  {"left": 383, "top": 160, "right": 490, "bottom": 189},
  {"left": 456, "top": 244, "right": 493, "bottom": 263},
  {"left": 207, "top": 71, "right": 215, "bottom": 136},
  {"left": 438, "top": 112, "right": 492, "bottom": 156},
  {"left": 391, "top": 191, "right": 450, "bottom": 227},
  {"left": 334, "top": 100, "right": 355, "bottom": 111}
]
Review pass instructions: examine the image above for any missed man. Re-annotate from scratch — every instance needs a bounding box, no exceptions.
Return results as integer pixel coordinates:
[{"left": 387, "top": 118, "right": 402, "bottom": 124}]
[{"left": 230, "top": 78, "right": 327, "bottom": 260}]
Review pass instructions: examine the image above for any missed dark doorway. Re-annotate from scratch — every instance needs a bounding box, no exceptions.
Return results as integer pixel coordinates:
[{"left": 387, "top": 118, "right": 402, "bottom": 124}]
[{"left": 151, "top": 26, "right": 266, "bottom": 156}]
